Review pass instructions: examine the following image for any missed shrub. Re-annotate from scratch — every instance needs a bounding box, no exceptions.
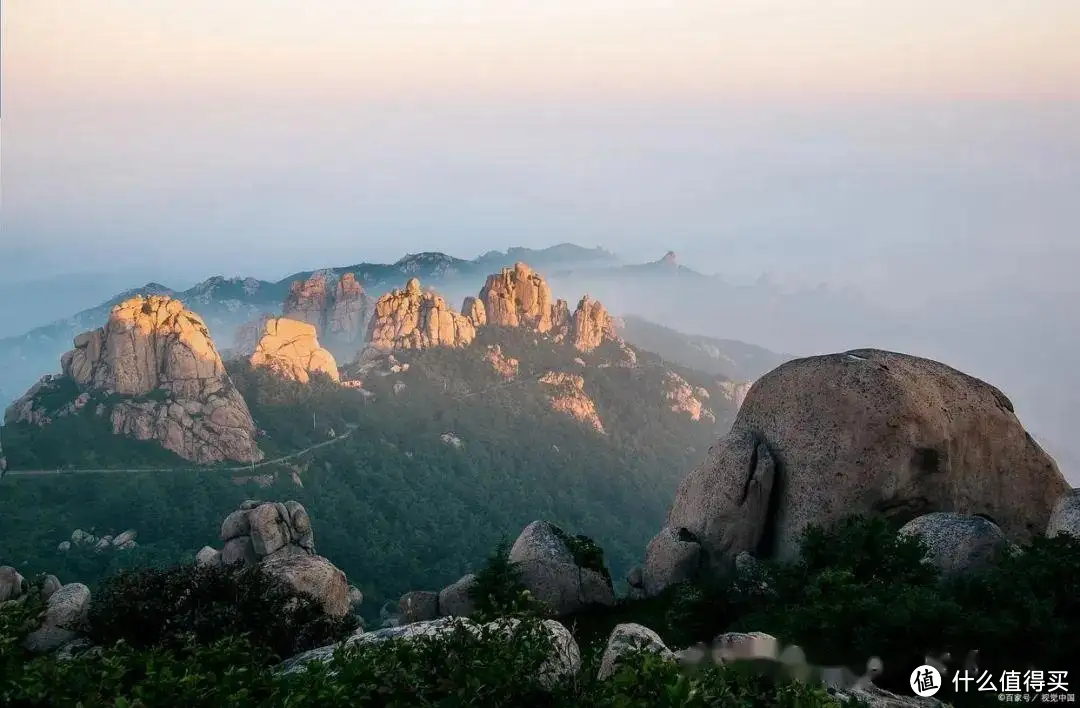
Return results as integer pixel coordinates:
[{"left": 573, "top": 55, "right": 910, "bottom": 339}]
[
  {"left": 86, "top": 561, "right": 357, "bottom": 660},
  {"left": 550, "top": 525, "right": 613, "bottom": 588},
  {"left": 469, "top": 539, "right": 553, "bottom": 620}
]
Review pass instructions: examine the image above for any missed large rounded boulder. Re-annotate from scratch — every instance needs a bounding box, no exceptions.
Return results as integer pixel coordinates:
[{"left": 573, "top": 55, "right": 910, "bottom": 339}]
[{"left": 649, "top": 349, "right": 1068, "bottom": 586}]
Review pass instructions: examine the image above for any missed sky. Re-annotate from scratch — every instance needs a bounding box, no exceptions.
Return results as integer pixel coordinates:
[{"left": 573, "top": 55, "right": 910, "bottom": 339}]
[
  {"left": 4, "top": 1, "right": 1079, "bottom": 290},
  {"left": 2, "top": 2, "right": 1080, "bottom": 477}
]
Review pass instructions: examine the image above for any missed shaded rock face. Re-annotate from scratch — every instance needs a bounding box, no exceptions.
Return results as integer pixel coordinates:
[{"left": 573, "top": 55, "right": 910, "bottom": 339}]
[
  {"left": 262, "top": 552, "right": 349, "bottom": 618},
  {"left": 399, "top": 590, "right": 440, "bottom": 624},
  {"left": 437, "top": 574, "right": 478, "bottom": 618},
  {"left": 899, "top": 512, "right": 1013, "bottom": 577},
  {"left": 538, "top": 372, "right": 605, "bottom": 434},
  {"left": 209, "top": 500, "right": 345, "bottom": 617},
  {"left": 0, "top": 565, "right": 26, "bottom": 602},
  {"left": 509, "top": 521, "right": 575, "bottom": 566},
  {"left": 642, "top": 526, "right": 704, "bottom": 597},
  {"left": 4, "top": 295, "right": 262, "bottom": 465},
  {"left": 461, "top": 296, "right": 487, "bottom": 328},
  {"left": 218, "top": 499, "right": 316, "bottom": 560},
  {"left": 479, "top": 262, "right": 554, "bottom": 333},
  {"left": 642, "top": 431, "right": 774, "bottom": 591},
  {"left": 283, "top": 272, "right": 372, "bottom": 360},
  {"left": 23, "top": 583, "right": 91, "bottom": 654},
  {"left": 366, "top": 278, "right": 477, "bottom": 352},
  {"left": 597, "top": 623, "right": 674, "bottom": 681},
  {"left": 508, "top": 521, "right": 615, "bottom": 617},
  {"left": 228, "top": 314, "right": 274, "bottom": 360},
  {"left": 1047, "top": 489, "right": 1080, "bottom": 538},
  {"left": 651, "top": 349, "right": 1068, "bottom": 585},
  {"left": 663, "top": 371, "right": 716, "bottom": 423},
  {"left": 249, "top": 317, "right": 340, "bottom": 384},
  {"left": 204, "top": 500, "right": 348, "bottom": 617}
]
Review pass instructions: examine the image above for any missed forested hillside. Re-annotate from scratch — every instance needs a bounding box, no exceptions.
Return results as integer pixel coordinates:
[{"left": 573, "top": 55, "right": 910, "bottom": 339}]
[{"left": 0, "top": 327, "right": 735, "bottom": 620}]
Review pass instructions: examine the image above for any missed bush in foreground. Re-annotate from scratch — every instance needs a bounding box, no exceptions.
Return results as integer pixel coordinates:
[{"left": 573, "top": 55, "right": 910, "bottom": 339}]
[
  {"left": 86, "top": 561, "right": 358, "bottom": 659},
  {"left": 4, "top": 515, "right": 1079, "bottom": 706}
]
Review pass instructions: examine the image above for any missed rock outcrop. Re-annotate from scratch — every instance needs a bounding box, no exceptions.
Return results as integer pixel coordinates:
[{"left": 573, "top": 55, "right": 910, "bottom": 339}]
[
  {"left": 898, "top": 512, "right": 1013, "bottom": 578},
  {"left": 479, "top": 263, "right": 555, "bottom": 333},
  {"left": 461, "top": 296, "right": 487, "bottom": 328},
  {"left": 281, "top": 616, "right": 581, "bottom": 690},
  {"left": 507, "top": 521, "right": 615, "bottom": 617},
  {"left": 568, "top": 296, "right": 616, "bottom": 353},
  {"left": 641, "top": 526, "right": 705, "bottom": 597},
  {"left": 200, "top": 499, "right": 350, "bottom": 617},
  {"left": 643, "top": 349, "right": 1068, "bottom": 592},
  {"left": 0, "top": 565, "right": 25, "bottom": 602},
  {"left": 249, "top": 318, "right": 340, "bottom": 384},
  {"left": 283, "top": 272, "right": 372, "bottom": 359},
  {"left": 437, "top": 574, "right": 478, "bottom": 618},
  {"left": 663, "top": 371, "right": 715, "bottom": 423},
  {"left": 399, "top": 590, "right": 440, "bottom": 624},
  {"left": 3, "top": 572, "right": 94, "bottom": 655},
  {"left": 539, "top": 372, "right": 605, "bottom": 434},
  {"left": 59, "top": 528, "right": 138, "bottom": 553},
  {"left": 4, "top": 295, "right": 262, "bottom": 465},
  {"left": 483, "top": 345, "right": 519, "bottom": 379},
  {"left": 1047, "top": 489, "right": 1080, "bottom": 538},
  {"left": 399, "top": 522, "right": 614, "bottom": 623},
  {"left": 717, "top": 380, "right": 753, "bottom": 409},
  {"left": 474, "top": 265, "right": 617, "bottom": 352},
  {"left": 22, "top": 582, "right": 91, "bottom": 653},
  {"left": 597, "top": 623, "right": 674, "bottom": 681},
  {"left": 228, "top": 314, "right": 274, "bottom": 359},
  {"left": 365, "top": 278, "right": 477, "bottom": 352}
]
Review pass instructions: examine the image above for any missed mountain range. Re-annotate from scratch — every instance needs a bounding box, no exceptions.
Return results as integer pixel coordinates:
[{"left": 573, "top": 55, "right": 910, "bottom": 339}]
[
  {"left": 0, "top": 258, "right": 751, "bottom": 618},
  {"left": 1, "top": 242, "right": 1077, "bottom": 483},
  {"left": 0, "top": 244, "right": 783, "bottom": 408}
]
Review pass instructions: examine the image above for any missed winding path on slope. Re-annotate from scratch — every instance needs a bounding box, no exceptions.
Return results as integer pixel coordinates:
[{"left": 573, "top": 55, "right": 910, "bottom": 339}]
[{"left": 1, "top": 424, "right": 359, "bottom": 478}]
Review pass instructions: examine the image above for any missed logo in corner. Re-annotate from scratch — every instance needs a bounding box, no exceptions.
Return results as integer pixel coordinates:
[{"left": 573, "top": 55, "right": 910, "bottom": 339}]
[{"left": 910, "top": 665, "right": 942, "bottom": 697}]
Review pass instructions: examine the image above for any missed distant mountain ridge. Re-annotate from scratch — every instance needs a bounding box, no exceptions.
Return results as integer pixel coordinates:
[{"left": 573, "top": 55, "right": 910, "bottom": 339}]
[{"left": 0, "top": 244, "right": 777, "bottom": 408}]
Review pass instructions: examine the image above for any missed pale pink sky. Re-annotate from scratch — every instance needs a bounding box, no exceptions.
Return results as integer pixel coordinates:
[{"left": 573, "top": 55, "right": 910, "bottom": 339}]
[{"left": 9, "top": 1, "right": 1080, "bottom": 102}]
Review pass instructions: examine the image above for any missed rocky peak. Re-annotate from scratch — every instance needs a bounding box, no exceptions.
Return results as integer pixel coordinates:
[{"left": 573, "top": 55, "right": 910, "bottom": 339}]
[
  {"left": 250, "top": 318, "right": 340, "bottom": 384},
  {"left": 5, "top": 295, "right": 262, "bottom": 465},
  {"left": 660, "top": 251, "right": 677, "bottom": 266},
  {"left": 479, "top": 262, "right": 554, "bottom": 333},
  {"left": 283, "top": 272, "right": 372, "bottom": 359},
  {"left": 365, "top": 278, "right": 477, "bottom": 352},
  {"left": 461, "top": 296, "right": 487, "bottom": 328},
  {"left": 569, "top": 295, "right": 616, "bottom": 353}
]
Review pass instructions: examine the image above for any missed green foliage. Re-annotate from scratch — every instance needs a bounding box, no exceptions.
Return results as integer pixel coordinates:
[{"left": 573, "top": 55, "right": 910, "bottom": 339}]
[
  {"left": 550, "top": 525, "right": 613, "bottom": 588},
  {"left": 0, "top": 330, "right": 733, "bottom": 624},
  {"left": 592, "top": 651, "right": 849, "bottom": 708},
  {"left": 11, "top": 520, "right": 1078, "bottom": 707},
  {"left": 1, "top": 405, "right": 189, "bottom": 471},
  {"left": 946, "top": 533, "right": 1080, "bottom": 673},
  {"left": 469, "top": 538, "right": 552, "bottom": 620},
  {"left": 730, "top": 516, "right": 957, "bottom": 672},
  {"left": 86, "top": 562, "right": 357, "bottom": 659},
  {"left": 0, "top": 601, "right": 849, "bottom": 707}
]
